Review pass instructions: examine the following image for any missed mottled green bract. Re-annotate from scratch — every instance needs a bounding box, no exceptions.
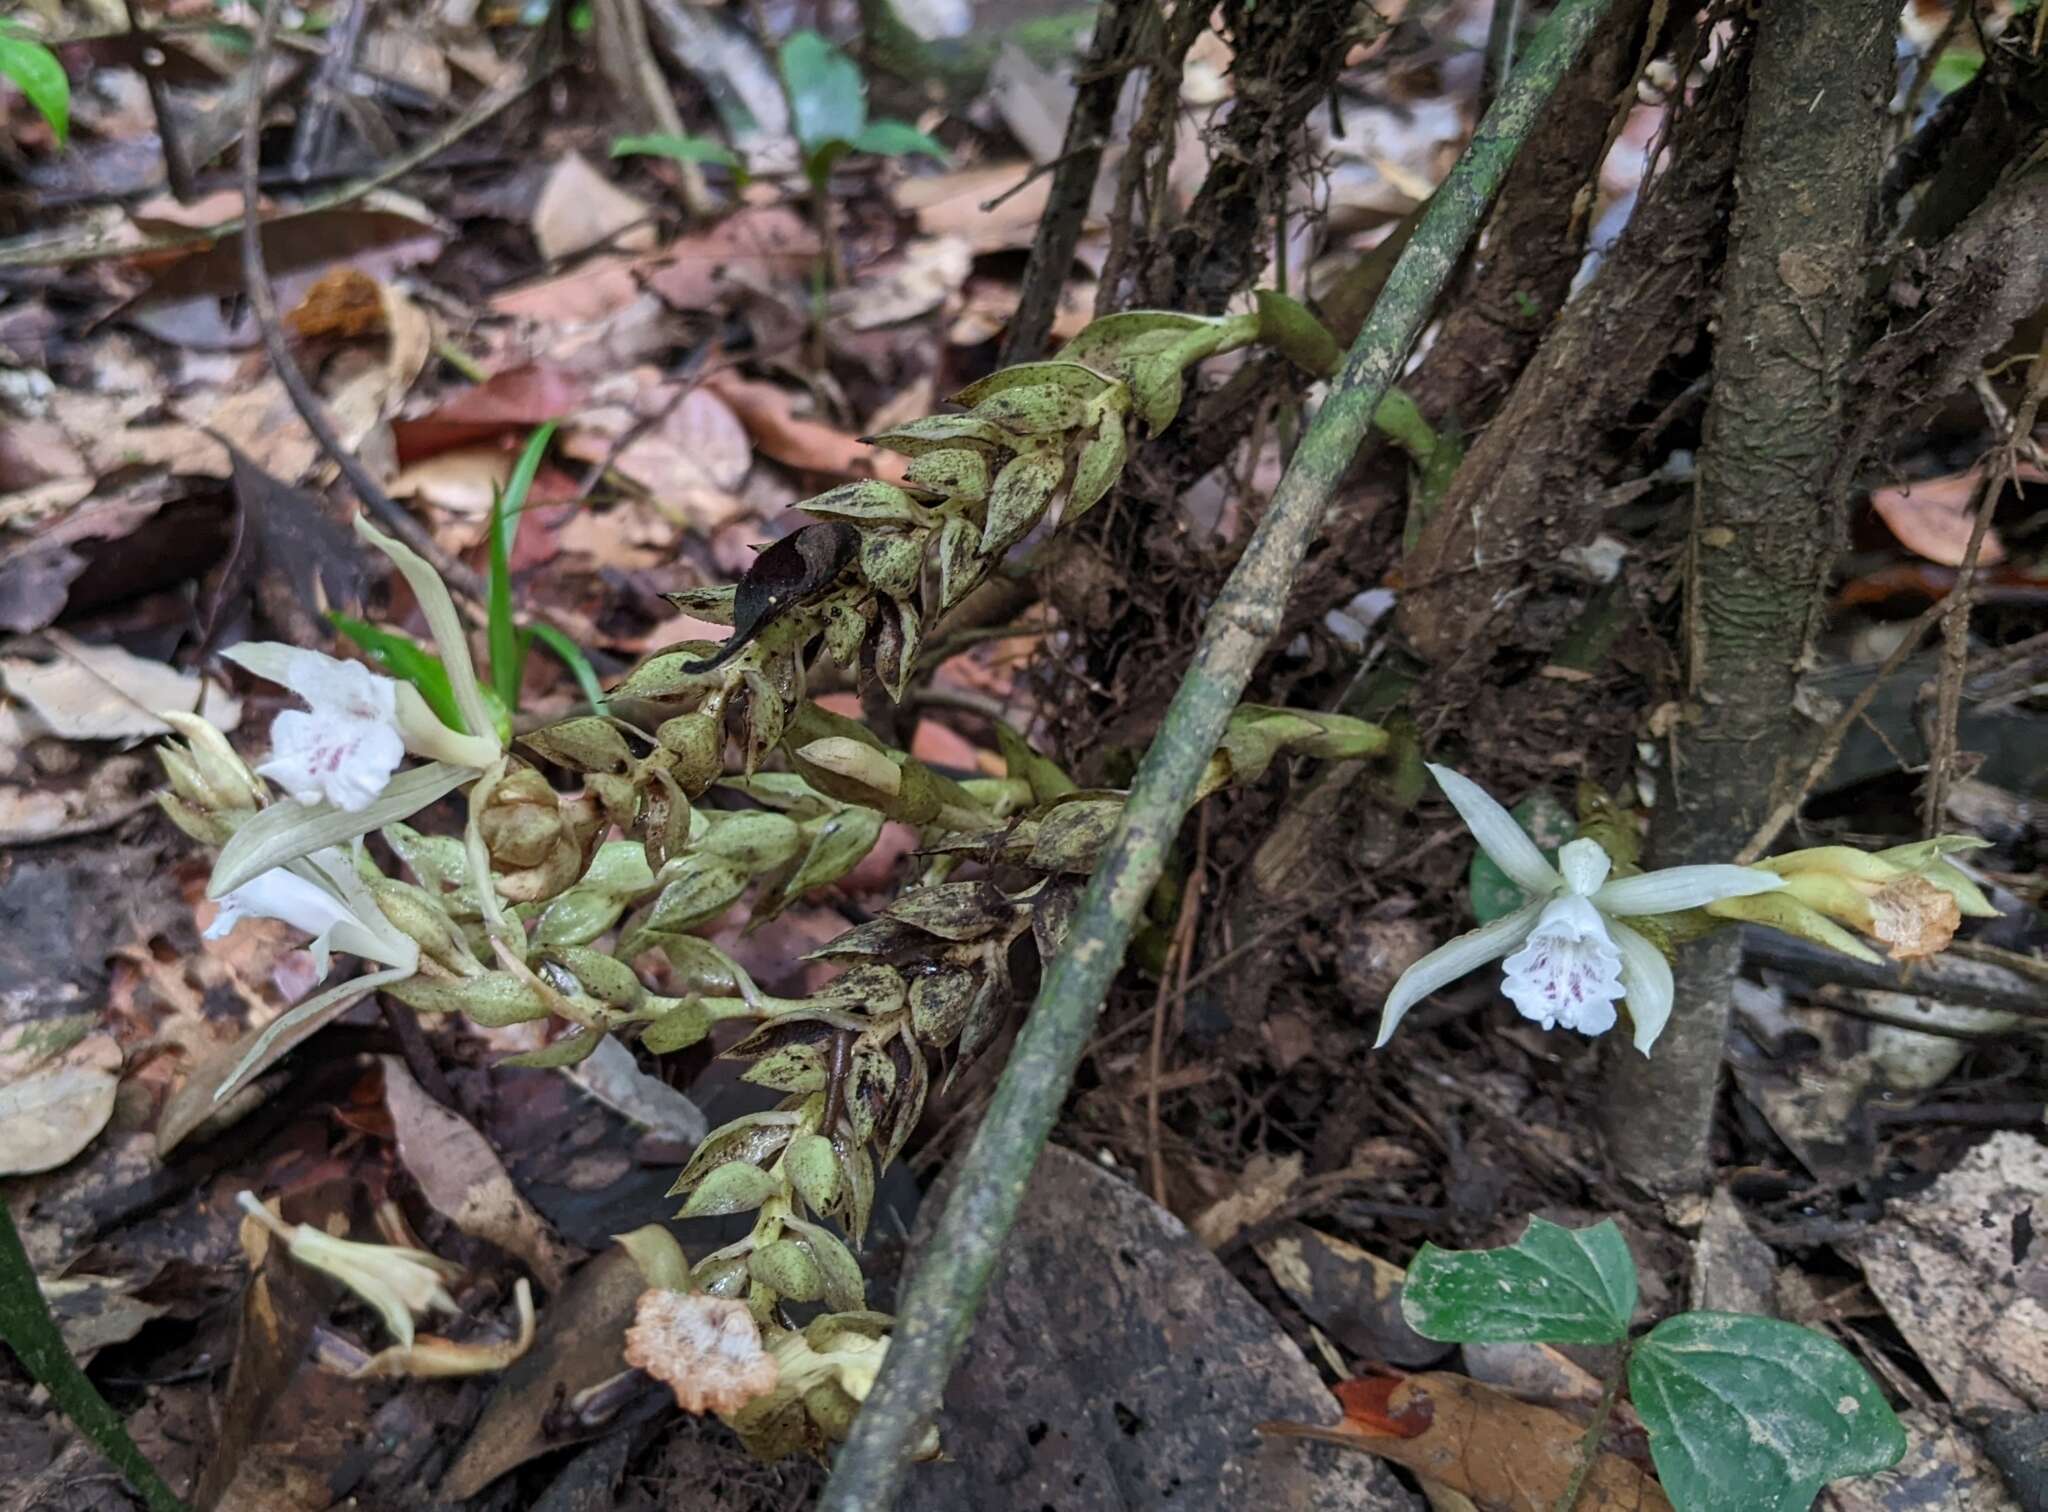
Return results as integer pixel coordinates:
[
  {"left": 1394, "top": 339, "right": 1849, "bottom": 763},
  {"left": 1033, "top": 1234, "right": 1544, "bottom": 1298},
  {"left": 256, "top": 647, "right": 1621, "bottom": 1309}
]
[
  {"left": 1402, "top": 1216, "right": 1635, "bottom": 1345},
  {"left": 1630, "top": 1312, "right": 1907, "bottom": 1512},
  {"left": 1468, "top": 789, "right": 1575, "bottom": 923}
]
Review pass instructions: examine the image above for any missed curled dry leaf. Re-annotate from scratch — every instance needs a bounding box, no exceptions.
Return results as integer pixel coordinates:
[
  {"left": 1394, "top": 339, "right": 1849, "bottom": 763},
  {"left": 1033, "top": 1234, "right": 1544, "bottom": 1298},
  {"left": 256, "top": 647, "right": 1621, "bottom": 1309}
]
[
  {"left": 0, "top": 1026, "right": 121, "bottom": 1175},
  {"left": 1189, "top": 1150, "right": 1301, "bottom": 1249},
  {"left": 623, "top": 1288, "right": 780, "bottom": 1415},
  {"left": 705, "top": 370, "right": 909, "bottom": 483},
  {"left": 381, "top": 1056, "right": 577, "bottom": 1290},
  {"left": 1867, "top": 463, "right": 2039, "bottom": 567},
  {"left": 1868, "top": 874, "right": 1962, "bottom": 961},
  {"left": 532, "top": 152, "right": 659, "bottom": 263}
]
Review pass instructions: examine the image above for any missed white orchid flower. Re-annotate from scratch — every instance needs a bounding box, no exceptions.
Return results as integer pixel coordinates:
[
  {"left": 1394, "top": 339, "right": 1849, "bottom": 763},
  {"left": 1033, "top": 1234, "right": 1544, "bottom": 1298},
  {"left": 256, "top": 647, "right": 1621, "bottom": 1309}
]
[
  {"left": 237, "top": 1191, "right": 461, "bottom": 1347},
  {"left": 208, "top": 516, "right": 502, "bottom": 902},
  {"left": 206, "top": 846, "right": 423, "bottom": 1105},
  {"left": 1377, "top": 765, "right": 1786, "bottom": 1055}
]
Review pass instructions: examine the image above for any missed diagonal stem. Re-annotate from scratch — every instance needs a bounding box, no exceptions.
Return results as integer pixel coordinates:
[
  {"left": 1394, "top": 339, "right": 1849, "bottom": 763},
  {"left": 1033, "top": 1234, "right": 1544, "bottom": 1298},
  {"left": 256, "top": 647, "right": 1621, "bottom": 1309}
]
[{"left": 817, "top": 1, "right": 1618, "bottom": 1502}]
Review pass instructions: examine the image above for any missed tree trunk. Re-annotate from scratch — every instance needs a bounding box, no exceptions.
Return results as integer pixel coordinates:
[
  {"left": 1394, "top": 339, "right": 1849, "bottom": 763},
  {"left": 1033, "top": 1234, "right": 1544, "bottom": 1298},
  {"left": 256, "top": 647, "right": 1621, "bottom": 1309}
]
[{"left": 1602, "top": 0, "right": 1896, "bottom": 1195}]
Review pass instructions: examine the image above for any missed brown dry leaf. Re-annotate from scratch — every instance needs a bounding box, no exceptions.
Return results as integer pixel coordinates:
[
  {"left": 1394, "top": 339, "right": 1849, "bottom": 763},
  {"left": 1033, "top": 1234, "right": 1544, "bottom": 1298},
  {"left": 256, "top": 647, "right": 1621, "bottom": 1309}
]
[
  {"left": 0, "top": 1028, "right": 121, "bottom": 1175},
  {"left": 1254, "top": 1222, "right": 1447, "bottom": 1367},
  {"left": 0, "top": 753, "right": 157, "bottom": 845},
  {"left": 624, "top": 1288, "right": 778, "bottom": 1414},
  {"left": 40, "top": 1274, "right": 170, "bottom": 1362},
  {"left": 828, "top": 235, "right": 972, "bottom": 330},
  {"left": 1868, "top": 464, "right": 2040, "bottom": 567},
  {"left": 1274, "top": 1373, "right": 1672, "bottom": 1512},
  {"left": 532, "top": 152, "right": 659, "bottom": 262},
  {"left": 440, "top": 1245, "right": 647, "bottom": 1499},
  {"left": 388, "top": 444, "right": 517, "bottom": 516},
  {"left": 1, "top": 634, "right": 241, "bottom": 740},
  {"left": 895, "top": 162, "right": 1052, "bottom": 250},
  {"left": 704, "top": 370, "right": 908, "bottom": 483},
  {"left": 1854, "top": 1131, "right": 2048, "bottom": 1414},
  {"left": 394, "top": 362, "right": 591, "bottom": 462},
  {"left": 54, "top": 390, "right": 231, "bottom": 479},
  {"left": 491, "top": 252, "right": 645, "bottom": 326},
  {"left": 381, "top": 1056, "right": 576, "bottom": 1290},
  {"left": 641, "top": 205, "right": 821, "bottom": 311},
  {"left": 1190, "top": 1150, "right": 1301, "bottom": 1249}
]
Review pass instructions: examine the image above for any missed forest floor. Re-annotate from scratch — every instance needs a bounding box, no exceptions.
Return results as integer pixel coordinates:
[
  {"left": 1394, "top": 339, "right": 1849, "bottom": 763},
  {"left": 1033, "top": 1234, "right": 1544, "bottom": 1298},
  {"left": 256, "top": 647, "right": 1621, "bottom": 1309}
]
[{"left": 1, "top": 1, "right": 2044, "bottom": 1509}]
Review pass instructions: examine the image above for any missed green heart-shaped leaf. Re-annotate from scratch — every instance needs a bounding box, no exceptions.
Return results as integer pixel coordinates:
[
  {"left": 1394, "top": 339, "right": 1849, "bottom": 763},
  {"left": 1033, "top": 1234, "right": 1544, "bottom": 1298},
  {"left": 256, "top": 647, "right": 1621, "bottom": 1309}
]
[
  {"left": 1631, "top": 1312, "right": 1907, "bottom": 1512},
  {"left": 1403, "top": 1216, "right": 1636, "bottom": 1345}
]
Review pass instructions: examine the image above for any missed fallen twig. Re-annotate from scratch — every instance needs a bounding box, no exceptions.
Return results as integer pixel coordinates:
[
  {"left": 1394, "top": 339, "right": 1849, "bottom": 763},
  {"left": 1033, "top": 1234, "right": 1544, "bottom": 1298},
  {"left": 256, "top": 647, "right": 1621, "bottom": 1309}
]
[
  {"left": 239, "top": 0, "right": 485, "bottom": 607},
  {"left": 816, "top": 2, "right": 1619, "bottom": 1501}
]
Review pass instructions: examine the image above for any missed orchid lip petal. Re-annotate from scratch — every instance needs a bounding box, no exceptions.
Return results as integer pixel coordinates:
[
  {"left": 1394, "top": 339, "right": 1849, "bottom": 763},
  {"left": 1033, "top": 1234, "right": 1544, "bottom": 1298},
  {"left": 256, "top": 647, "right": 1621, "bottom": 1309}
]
[
  {"left": 1426, "top": 764, "right": 1560, "bottom": 898},
  {"left": 1500, "top": 894, "right": 1623, "bottom": 1035},
  {"left": 1375, "top": 899, "right": 1543, "bottom": 1048},
  {"left": 1557, "top": 837, "right": 1612, "bottom": 896},
  {"left": 1594, "top": 864, "right": 1783, "bottom": 917},
  {"left": 1608, "top": 919, "right": 1674, "bottom": 1055}
]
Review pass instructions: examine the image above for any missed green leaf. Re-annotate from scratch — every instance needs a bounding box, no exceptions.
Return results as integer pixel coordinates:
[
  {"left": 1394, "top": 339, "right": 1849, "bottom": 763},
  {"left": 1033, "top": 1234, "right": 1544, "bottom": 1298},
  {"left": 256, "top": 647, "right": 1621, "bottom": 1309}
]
[
  {"left": 330, "top": 614, "right": 466, "bottom": 733},
  {"left": 0, "top": 30, "right": 70, "bottom": 147},
  {"left": 1469, "top": 790, "right": 1575, "bottom": 924},
  {"left": 488, "top": 423, "right": 558, "bottom": 714},
  {"left": 524, "top": 622, "right": 608, "bottom": 714},
  {"left": 1402, "top": 1217, "right": 1636, "bottom": 1345},
  {"left": 610, "top": 132, "right": 748, "bottom": 185},
  {"left": 779, "top": 30, "right": 866, "bottom": 158},
  {"left": 0, "top": 1207, "right": 188, "bottom": 1512},
  {"left": 851, "top": 118, "right": 947, "bottom": 163},
  {"left": 1631, "top": 1312, "right": 1907, "bottom": 1512}
]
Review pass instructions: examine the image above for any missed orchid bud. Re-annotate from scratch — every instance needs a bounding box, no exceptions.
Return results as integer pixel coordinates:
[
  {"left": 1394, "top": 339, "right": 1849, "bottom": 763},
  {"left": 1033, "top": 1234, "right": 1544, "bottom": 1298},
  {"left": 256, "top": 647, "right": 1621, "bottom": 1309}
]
[
  {"left": 656, "top": 713, "right": 724, "bottom": 795},
  {"left": 478, "top": 767, "right": 566, "bottom": 869},
  {"left": 370, "top": 879, "right": 477, "bottom": 975},
  {"left": 544, "top": 947, "right": 646, "bottom": 1012},
  {"left": 159, "top": 711, "right": 267, "bottom": 811}
]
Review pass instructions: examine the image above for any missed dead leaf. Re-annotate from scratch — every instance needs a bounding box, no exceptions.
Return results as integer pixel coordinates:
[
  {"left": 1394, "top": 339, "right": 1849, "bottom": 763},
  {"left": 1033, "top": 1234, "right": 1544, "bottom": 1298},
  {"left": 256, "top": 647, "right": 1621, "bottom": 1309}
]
[
  {"left": 1190, "top": 1150, "right": 1301, "bottom": 1249},
  {"left": 0, "top": 753, "right": 157, "bottom": 845},
  {"left": 1254, "top": 1223, "right": 1449, "bottom": 1367},
  {"left": 345, "top": 1278, "right": 537, "bottom": 1379},
  {"left": 0, "top": 1029, "right": 121, "bottom": 1175},
  {"left": 563, "top": 1036, "right": 708, "bottom": 1145},
  {"left": 39, "top": 1274, "right": 170, "bottom": 1361},
  {"left": 393, "top": 362, "right": 590, "bottom": 463},
  {"left": 204, "top": 447, "right": 368, "bottom": 652},
  {"left": 288, "top": 267, "right": 391, "bottom": 340},
  {"left": 532, "top": 153, "right": 659, "bottom": 263},
  {"left": 439, "top": 1245, "right": 647, "bottom": 1499},
  {"left": 1690, "top": 1187, "right": 1778, "bottom": 1317},
  {"left": 640, "top": 206, "right": 821, "bottom": 311},
  {"left": 1268, "top": 1373, "right": 1673, "bottom": 1512},
  {"left": 1868, "top": 464, "right": 2039, "bottom": 567},
  {"left": 389, "top": 444, "right": 519, "bottom": 515},
  {"left": 704, "top": 371, "right": 908, "bottom": 483},
  {"left": 381, "top": 1057, "right": 577, "bottom": 1291},
  {"left": 490, "top": 253, "right": 645, "bottom": 326},
  {"left": 895, "top": 162, "right": 1052, "bottom": 250},
  {"left": 0, "top": 634, "right": 240, "bottom": 740},
  {"left": 828, "top": 236, "right": 972, "bottom": 330},
  {"left": 1854, "top": 1131, "right": 2048, "bottom": 1414}
]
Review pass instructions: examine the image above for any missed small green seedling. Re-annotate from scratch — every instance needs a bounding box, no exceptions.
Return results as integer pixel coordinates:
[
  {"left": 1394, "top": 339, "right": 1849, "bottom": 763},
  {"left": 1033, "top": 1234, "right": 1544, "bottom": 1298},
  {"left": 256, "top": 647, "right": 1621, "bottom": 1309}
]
[
  {"left": 336, "top": 424, "right": 606, "bottom": 728},
  {"left": 0, "top": 25, "right": 70, "bottom": 145},
  {"left": 611, "top": 132, "right": 750, "bottom": 187},
  {"left": 778, "top": 29, "right": 945, "bottom": 287},
  {"left": 1403, "top": 1217, "right": 1907, "bottom": 1512}
]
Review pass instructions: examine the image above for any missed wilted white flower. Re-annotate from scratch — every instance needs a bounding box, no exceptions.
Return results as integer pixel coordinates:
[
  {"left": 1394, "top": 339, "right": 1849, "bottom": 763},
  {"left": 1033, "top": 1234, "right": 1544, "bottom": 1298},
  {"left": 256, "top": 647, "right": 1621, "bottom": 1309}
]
[
  {"left": 237, "top": 1190, "right": 461, "bottom": 1347},
  {"left": 1377, "top": 765, "right": 1785, "bottom": 1054},
  {"left": 206, "top": 846, "right": 419, "bottom": 976}
]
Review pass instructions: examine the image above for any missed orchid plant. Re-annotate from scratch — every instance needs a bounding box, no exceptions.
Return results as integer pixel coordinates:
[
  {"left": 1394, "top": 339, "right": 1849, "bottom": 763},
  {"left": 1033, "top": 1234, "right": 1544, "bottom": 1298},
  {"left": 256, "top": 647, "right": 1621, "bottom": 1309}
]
[{"left": 152, "top": 300, "right": 2001, "bottom": 1468}]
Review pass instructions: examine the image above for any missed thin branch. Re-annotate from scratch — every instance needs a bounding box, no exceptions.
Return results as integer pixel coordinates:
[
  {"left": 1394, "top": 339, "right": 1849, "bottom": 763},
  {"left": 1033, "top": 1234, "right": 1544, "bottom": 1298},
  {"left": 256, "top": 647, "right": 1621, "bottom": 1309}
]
[
  {"left": 1555, "top": 1345, "right": 1630, "bottom": 1512},
  {"left": 998, "top": 0, "right": 1150, "bottom": 365},
  {"left": 239, "top": 0, "right": 487, "bottom": 608},
  {"left": 816, "top": 2, "right": 1619, "bottom": 1501}
]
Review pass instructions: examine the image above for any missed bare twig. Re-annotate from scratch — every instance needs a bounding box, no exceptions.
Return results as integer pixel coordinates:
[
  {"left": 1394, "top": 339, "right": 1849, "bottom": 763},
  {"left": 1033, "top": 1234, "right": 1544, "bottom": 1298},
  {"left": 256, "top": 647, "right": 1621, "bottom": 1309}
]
[
  {"left": 287, "top": 0, "right": 368, "bottom": 181},
  {"left": 1556, "top": 1347, "right": 1630, "bottom": 1512},
  {"left": 818, "top": 4, "right": 1618, "bottom": 1500},
  {"left": 1921, "top": 330, "right": 2046, "bottom": 834},
  {"left": 239, "top": 0, "right": 487, "bottom": 608},
  {"left": 999, "top": 0, "right": 1150, "bottom": 364},
  {"left": 121, "top": 0, "right": 199, "bottom": 200},
  {"left": 1145, "top": 804, "right": 1206, "bottom": 1206}
]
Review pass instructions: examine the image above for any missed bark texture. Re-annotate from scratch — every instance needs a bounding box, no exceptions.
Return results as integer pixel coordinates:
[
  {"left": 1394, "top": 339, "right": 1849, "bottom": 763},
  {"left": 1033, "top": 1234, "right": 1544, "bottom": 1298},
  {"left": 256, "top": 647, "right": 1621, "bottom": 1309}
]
[
  {"left": 1394, "top": 41, "right": 1751, "bottom": 667},
  {"left": 1602, "top": 0, "right": 1897, "bottom": 1196}
]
